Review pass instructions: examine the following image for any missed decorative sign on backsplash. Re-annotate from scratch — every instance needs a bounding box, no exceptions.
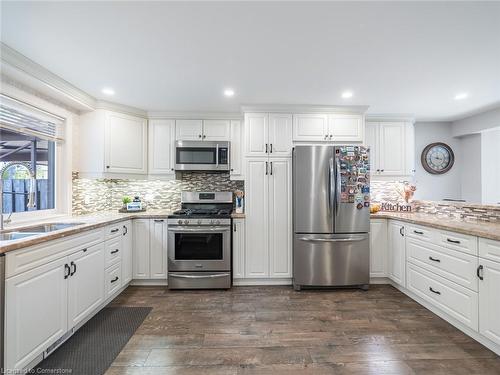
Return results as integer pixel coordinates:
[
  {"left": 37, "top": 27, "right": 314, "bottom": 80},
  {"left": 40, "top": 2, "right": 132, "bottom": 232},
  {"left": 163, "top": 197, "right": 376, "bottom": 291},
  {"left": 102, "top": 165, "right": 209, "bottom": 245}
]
[
  {"left": 373, "top": 181, "right": 417, "bottom": 213},
  {"left": 380, "top": 202, "right": 413, "bottom": 212}
]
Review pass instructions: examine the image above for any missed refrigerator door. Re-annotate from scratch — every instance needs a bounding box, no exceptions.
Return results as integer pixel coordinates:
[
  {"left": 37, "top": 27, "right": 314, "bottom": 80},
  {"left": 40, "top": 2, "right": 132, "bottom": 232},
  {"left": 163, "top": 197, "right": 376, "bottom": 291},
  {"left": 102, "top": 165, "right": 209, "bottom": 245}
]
[
  {"left": 293, "top": 146, "right": 334, "bottom": 234},
  {"left": 293, "top": 233, "right": 370, "bottom": 287},
  {"left": 334, "top": 146, "right": 370, "bottom": 233}
]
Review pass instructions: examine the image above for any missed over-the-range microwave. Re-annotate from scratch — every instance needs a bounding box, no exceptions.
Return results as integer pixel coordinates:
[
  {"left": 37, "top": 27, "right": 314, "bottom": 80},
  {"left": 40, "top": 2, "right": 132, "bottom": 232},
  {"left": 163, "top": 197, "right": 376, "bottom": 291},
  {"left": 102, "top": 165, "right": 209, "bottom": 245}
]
[{"left": 175, "top": 140, "right": 230, "bottom": 171}]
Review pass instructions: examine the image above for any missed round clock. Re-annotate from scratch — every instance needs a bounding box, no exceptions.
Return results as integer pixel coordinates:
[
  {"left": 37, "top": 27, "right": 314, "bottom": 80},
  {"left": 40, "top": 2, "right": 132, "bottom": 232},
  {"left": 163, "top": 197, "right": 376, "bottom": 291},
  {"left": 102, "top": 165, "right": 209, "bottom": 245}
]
[{"left": 421, "top": 142, "right": 455, "bottom": 174}]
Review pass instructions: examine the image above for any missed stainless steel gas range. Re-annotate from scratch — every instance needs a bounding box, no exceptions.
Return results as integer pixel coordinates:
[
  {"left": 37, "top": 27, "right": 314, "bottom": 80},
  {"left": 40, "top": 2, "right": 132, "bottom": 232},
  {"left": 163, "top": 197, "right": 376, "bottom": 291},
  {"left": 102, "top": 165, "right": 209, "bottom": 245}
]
[{"left": 167, "top": 192, "right": 233, "bottom": 289}]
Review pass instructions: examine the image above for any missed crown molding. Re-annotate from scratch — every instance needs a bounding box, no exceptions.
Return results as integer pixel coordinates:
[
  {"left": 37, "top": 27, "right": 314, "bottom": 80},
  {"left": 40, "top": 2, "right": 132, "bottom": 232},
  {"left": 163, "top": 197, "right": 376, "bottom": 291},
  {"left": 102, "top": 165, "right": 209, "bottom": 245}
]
[
  {"left": 240, "top": 103, "right": 369, "bottom": 114},
  {"left": 365, "top": 113, "right": 416, "bottom": 123},
  {"left": 95, "top": 100, "right": 147, "bottom": 118},
  {"left": 147, "top": 111, "right": 242, "bottom": 120}
]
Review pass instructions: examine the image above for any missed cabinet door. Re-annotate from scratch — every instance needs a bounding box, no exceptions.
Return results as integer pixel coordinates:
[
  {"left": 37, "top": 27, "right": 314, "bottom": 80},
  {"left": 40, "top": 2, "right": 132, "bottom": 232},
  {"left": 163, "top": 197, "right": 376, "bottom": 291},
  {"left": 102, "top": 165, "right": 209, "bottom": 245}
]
[
  {"left": 245, "top": 159, "right": 269, "bottom": 277},
  {"left": 405, "top": 123, "right": 416, "bottom": 175},
  {"left": 5, "top": 258, "right": 68, "bottom": 370},
  {"left": 292, "top": 114, "right": 329, "bottom": 142},
  {"left": 175, "top": 119, "right": 203, "bottom": 141},
  {"left": 365, "top": 122, "right": 379, "bottom": 174},
  {"left": 244, "top": 113, "right": 268, "bottom": 157},
  {"left": 370, "top": 219, "right": 388, "bottom": 277},
  {"left": 133, "top": 219, "right": 150, "bottom": 279},
  {"left": 203, "top": 120, "right": 230, "bottom": 141},
  {"left": 230, "top": 120, "right": 243, "bottom": 177},
  {"left": 150, "top": 219, "right": 167, "bottom": 279},
  {"left": 149, "top": 119, "right": 175, "bottom": 175},
  {"left": 379, "top": 122, "right": 406, "bottom": 175},
  {"left": 479, "top": 259, "right": 500, "bottom": 346},
  {"left": 388, "top": 220, "right": 406, "bottom": 286},
  {"left": 232, "top": 219, "right": 245, "bottom": 279},
  {"left": 328, "top": 114, "right": 363, "bottom": 142},
  {"left": 269, "top": 158, "right": 292, "bottom": 278},
  {"left": 68, "top": 243, "right": 105, "bottom": 327},
  {"left": 122, "top": 221, "right": 133, "bottom": 285},
  {"left": 268, "top": 114, "right": 293, "bottom": 157},
  {"left": 105, "top": 111, "right": 148, "bottom": 174}
]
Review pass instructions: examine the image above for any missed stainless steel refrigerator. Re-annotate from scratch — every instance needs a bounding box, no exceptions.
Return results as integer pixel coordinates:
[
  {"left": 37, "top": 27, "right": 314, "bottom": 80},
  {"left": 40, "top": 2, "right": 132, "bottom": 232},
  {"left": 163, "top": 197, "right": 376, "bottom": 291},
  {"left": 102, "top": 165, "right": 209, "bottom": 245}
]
[{"left": 293, "top": 145, "right": 370, "bottom": 290}]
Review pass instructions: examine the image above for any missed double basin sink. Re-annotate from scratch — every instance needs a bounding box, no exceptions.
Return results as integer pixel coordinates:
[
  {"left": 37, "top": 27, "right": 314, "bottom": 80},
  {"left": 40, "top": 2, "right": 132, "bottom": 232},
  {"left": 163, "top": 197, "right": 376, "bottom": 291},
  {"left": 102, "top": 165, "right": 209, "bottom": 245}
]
[{"left": 0, "top": 222, "right": 85, "bottom": 241}]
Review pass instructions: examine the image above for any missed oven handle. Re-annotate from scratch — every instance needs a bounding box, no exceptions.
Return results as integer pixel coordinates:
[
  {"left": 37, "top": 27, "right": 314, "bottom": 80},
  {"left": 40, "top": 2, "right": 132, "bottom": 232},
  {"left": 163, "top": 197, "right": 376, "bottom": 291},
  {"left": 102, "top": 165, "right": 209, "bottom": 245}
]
[
  {"left": 168, "top": 226, "right": 230, "bottom": 232},
  {"left": 169, "top": 273, "right": 230, "bottom": 279}
]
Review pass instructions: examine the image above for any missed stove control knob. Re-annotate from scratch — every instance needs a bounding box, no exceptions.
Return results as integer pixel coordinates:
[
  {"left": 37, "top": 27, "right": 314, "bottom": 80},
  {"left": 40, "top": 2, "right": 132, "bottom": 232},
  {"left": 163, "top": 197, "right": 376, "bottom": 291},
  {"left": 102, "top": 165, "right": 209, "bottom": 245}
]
[
  {"left": 197, "top": 220, "right": 202, "bottom": 225},
  {"left": 215, "top": 220, "right": 220, "bottom": 225},
  {"left": 184, "top": 220, "right": 190, "bottom": 225},
  {"left": 177, "top": 220, "right": 183, "bottom": 225}
]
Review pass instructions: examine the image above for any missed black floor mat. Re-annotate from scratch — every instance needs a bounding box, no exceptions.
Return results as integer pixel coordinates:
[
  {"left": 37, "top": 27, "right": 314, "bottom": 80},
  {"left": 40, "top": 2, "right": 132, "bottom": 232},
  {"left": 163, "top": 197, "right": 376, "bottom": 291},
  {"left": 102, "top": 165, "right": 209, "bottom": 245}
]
[{"left": 36, "top": 306, "right": 152, "bottom": 375}]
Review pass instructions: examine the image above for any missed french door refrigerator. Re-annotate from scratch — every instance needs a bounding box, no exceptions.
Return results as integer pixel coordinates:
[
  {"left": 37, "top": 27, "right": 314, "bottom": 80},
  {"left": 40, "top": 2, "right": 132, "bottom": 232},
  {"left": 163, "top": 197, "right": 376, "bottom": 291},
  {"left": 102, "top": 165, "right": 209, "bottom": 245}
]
[{"left": 293, "top": 145, "right": 370, "bottom": 290}]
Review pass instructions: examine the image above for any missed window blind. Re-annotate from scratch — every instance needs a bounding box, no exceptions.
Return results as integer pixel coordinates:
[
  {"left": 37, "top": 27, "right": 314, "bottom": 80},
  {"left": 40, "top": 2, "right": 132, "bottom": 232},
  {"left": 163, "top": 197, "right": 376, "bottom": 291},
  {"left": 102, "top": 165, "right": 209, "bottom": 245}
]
[{"left": 0, "top": 94, "right": 64, "bottom": 141}]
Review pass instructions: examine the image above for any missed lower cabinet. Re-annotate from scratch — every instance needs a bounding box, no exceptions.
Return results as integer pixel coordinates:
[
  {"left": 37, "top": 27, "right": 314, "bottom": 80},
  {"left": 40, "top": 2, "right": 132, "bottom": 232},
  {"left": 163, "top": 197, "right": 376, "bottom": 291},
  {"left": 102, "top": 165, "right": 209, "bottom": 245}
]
[
  {"left": 232, "top": 218, "right": 245, "bottom": 279},
  {"left": 479, "top": 258, "right": 500, "bottom": 346},
  {"left": 388, "top": 220, "right": 406, "bottom": 287},
  {"left": 133, "top": 218, "right": 167, "bottom": 280},
  {"left": 121, "top": 220, "right": 133, "bottom": 284},
  {"left": 370, "top": 219, "right": 387, "bottom": 277}
]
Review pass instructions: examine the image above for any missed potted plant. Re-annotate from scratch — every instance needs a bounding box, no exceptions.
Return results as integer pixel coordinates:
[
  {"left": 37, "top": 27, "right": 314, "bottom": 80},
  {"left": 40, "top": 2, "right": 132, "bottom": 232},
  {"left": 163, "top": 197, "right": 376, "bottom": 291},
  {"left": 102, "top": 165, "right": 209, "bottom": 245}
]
[{"left": 122, "top": 196, "right": 132, "bottom": 210}]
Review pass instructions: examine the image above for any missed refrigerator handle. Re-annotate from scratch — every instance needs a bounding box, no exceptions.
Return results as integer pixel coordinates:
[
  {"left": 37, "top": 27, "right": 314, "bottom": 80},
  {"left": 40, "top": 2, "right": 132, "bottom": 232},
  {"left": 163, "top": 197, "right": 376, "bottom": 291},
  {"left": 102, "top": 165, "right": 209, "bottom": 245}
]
[
  {"left": 335, "top": 157, "right": 341, "bottom": 213},
  {"left": 328, "top": 157, "right": 334, "bottom": 215}
]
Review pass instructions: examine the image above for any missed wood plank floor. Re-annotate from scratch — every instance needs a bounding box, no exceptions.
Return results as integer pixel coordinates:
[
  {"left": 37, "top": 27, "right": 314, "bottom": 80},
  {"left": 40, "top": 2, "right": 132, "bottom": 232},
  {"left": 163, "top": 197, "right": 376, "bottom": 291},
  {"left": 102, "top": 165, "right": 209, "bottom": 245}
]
[{"left": 105, "top": 285, "right": 500, "bottom": 375}]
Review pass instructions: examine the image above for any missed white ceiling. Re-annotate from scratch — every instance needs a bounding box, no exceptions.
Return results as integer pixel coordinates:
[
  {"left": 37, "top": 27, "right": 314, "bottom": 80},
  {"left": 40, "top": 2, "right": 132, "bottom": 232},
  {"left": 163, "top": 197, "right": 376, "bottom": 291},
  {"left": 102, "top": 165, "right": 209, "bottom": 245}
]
[{"left": 1, "top": 1, "right": 500, "bottom": 120}]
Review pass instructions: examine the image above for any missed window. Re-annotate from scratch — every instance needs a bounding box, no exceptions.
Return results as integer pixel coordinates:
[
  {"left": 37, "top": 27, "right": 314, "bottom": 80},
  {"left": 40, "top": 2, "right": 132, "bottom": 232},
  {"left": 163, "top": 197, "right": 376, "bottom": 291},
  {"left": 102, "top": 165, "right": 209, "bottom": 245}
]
[{"left": 1, "top": 128, "right": 56, "bottom": 213}]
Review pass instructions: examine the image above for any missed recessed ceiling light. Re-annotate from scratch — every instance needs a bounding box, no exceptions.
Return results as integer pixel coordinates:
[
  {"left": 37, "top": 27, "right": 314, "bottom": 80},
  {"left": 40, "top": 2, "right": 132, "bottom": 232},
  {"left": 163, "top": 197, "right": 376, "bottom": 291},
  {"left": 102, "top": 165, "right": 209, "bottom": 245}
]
[
  {"left": 454, "top": 92, "right": 468, "bottom": 100},
  {"left": 101, "top": 87, "right": 115, "bottom": 96},
  {"left": 341, "top": 91, "right": 353, "bottom": 99},
  {"left": 224, "top": 88, "right": 235, "bottom": 97}
]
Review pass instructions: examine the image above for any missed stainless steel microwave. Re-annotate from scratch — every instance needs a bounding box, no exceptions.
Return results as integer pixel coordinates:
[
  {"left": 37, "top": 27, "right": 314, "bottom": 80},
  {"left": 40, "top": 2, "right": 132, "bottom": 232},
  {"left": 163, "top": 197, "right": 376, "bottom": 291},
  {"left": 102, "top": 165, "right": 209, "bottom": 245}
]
[{"left": 175, "top": 141, "right": 230, "bottom": 171}]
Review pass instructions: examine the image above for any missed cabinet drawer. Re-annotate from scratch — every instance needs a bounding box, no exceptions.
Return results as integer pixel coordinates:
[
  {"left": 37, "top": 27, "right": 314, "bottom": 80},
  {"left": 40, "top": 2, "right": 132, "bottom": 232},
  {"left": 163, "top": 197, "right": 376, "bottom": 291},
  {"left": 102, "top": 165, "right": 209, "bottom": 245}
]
[
  {"left": 105, "top": 223, "right": 122, "bottom": 240},
  {"left": 105, "top": 237, "right": 122, "bottom": 267},
  {"left": 407, "top": 263, "right": 478, "bottom": 331},
  {"left": 105, "top": 263, "right": 122, "bottom": 297},
  {"left": 405, "top": 223, "right": 434, "bottom": 242},
  {"left": 479, "top": 237, "right": 500, "bottom": 263},
  {"left": 436, "top": 230, "right": 477, "bottom": 256},
  {"left": 406, "top": 237, "right": 478, "bottom": 291}
]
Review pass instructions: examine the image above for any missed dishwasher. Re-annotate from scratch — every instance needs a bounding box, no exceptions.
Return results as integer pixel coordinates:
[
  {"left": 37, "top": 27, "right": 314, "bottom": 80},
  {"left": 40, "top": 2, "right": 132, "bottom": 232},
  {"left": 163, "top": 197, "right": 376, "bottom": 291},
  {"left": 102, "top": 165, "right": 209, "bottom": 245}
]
[{"left": 0, "top": 253, "right": 4, "bottom": 370}]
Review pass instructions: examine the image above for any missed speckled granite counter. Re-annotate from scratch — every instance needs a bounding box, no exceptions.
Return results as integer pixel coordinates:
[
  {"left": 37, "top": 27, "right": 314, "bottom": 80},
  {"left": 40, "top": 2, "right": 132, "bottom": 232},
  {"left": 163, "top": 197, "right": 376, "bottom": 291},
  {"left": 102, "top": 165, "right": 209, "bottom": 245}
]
[
  {"left": 371, "top": 211, "right": 500, "bottom": 241},
  {"left": 0, "top": 210, "right": 172, "bottom": 254},
  {"left": 231, "top": 213, "right": 246, "bottom": 219}
]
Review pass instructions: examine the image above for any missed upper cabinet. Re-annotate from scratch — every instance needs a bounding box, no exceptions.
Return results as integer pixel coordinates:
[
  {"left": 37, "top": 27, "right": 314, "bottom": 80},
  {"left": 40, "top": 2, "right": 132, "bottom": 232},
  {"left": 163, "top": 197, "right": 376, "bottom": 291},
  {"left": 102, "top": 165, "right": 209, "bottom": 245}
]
[
  {"left": 79, "top": 109, "right": 148, "bottom": 178},
  {"left": 366, "top": 121, "right": 415, "bottom": 177},
  {"left": 229, "top": 120, "right": 244, "bottom": 179},
  {"left": 293, "top": 113, "right": 364, "bottom": 143},
  {"left": 244, "top": 113, "right": 292, "bottom": 157},
  {"left": 176, "top": 119, "right": 230, "bottom": 141},
  {"left": 148, "top": 119, "right": 175, "bottom": 176}
]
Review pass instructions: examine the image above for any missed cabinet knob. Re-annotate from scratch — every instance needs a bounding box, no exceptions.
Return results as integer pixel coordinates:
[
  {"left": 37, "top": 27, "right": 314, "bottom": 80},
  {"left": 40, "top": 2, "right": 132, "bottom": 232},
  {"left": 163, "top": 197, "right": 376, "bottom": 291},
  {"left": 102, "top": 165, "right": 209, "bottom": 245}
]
[
  {"left": 106, "top": 165, "right": 110, "bottom": 169},
  {"left": 329, "top": 135, "right": 333, "bottom": 139},
  {"left": 198, "top": 134, "right": 202, "bottom": 138},
  {"left": 203, "top": 135, "right": 206, "bottom": 139},
  {"left": 324, "top": 135, "right": 328, "bottom": 140},
  {"left": 171, "top": 168, "right": 174, "bottom": 171},
  {"left": 380, "top": 169, "right": 385, "bottom": 172},
  {"left": 230, "top": 168, "right": 234, "bottom": 172}
]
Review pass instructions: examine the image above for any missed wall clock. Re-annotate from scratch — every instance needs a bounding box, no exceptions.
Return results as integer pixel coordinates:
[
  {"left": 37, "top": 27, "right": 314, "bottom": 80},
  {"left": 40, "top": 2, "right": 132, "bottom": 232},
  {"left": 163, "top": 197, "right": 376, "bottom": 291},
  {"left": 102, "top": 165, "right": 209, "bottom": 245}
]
[{"left": 421, "top": 142, "right": 455, "bottom": 174}]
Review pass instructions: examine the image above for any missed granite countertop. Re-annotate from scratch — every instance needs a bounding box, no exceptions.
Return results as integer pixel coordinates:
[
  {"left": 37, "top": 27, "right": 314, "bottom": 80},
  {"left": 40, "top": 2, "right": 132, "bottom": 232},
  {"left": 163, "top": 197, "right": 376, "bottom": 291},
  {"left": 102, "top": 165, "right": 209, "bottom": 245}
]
[{"left": 371, "top": 211, "right": 500, "bottom": 241}]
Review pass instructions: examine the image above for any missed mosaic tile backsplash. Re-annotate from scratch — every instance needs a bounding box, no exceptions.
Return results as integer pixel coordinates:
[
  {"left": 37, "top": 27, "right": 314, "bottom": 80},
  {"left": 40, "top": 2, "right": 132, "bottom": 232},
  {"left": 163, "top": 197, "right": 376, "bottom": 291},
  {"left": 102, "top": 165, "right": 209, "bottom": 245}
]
[{"left": 72, "top": 172, "right": 244, "bottom": 215}]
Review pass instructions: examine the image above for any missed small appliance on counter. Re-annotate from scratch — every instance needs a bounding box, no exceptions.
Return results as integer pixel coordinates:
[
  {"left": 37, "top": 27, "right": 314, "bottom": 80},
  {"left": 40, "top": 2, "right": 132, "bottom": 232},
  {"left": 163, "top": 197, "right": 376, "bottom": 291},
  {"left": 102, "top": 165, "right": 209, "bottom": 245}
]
[
  {"left": 167, "top": 192, "right": 233, "bottom": 289},
  {"left": 235, "top": 190, "right": 244, "bottom": 214}
]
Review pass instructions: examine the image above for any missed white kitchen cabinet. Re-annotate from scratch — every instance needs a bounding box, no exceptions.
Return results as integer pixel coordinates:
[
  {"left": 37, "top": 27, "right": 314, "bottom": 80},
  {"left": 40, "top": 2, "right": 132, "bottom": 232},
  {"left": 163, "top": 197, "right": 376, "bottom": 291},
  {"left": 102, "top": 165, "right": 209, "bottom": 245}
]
[
  {"left": 150, "top": 219, "right": 168, "bottom": 279},
  {"left": 203, "top": 120, "right": 231, "bottom": 141},
  {"left": 78, "top": 109, "right": 148, "bottom": 177},
  {"left": 245, "top": 113, "right": 292, "bottom": 157},
  {"left": 292, "top": 114, "right": 329, "bottom": 142},
  {"left": 479, "top": 258, "right": 500, "bottom": 346},
  {"left": 370, "top": 219, "right": 388, "bottom": 278},
  {"left": 230, "top": 120, "right": 243, "bottom": 178},
  {"left": 232, "top": 218, "right": 245, "bottom": 279},
  {"left": 268, "top": 158, "right": 292, "bottom": 277},
  {"left": 133, "top": 219, "right": 151, "bottom": 279},
  {"left": 121, "top": 220, "right": 133, "bottom": 285},
  {"left": 148, "top": 119, "right": 175, "bottom": 176},
  {"left": 5, "top": 258, "right": 69, "bottom": 370},
  {"left": 175, "top": 119, "right": 203, "bottom": 140},
  {"left": 67, "top": 243, "right": 105, "bottom": 327},
  {"left": 365, "top": 121, "right": 415, "bottom": 177},
  {"left": 328, "top": 114, "right": 364, "bottom": 142},
  {"left": 388, "top": 220, "right": 406, "bottom": 286},
  {"left": 244, "top": 158, "right": 292, "bottom": 278}
]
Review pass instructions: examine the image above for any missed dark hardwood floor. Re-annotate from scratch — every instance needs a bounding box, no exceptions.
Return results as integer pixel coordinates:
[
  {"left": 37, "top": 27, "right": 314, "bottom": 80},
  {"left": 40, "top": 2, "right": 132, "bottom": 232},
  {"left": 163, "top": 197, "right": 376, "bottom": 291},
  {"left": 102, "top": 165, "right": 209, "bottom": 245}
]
[{"left": 106, "top": 285, "right": 500, "bottom": 374}]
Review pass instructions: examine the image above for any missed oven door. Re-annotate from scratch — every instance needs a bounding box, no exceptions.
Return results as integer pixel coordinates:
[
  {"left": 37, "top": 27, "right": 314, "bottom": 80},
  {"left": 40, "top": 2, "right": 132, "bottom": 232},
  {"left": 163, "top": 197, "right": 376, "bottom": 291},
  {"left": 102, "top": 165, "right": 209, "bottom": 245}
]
[
  {"left": 175, "top": 141, "right": 229, "bottom": 171},
  {"left": 168, "top": 225, "right": 231, "bottom": 271}
]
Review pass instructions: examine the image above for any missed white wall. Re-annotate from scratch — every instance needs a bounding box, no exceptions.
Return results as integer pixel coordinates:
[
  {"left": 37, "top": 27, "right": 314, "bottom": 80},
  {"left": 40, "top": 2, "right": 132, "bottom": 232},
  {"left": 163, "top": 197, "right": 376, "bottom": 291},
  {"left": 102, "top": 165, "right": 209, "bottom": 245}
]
[
  {"left": 460, "top": 134, "right": 482, "bottom": 203},
  {"left": 413, "top": 122, "right": 462, "bottom": 201},
  {"left": 452, "top": 106, "right": 500, "bottom": 137},
  {"left": 481, "top": 128, "right": 500, "bottom": 205}
]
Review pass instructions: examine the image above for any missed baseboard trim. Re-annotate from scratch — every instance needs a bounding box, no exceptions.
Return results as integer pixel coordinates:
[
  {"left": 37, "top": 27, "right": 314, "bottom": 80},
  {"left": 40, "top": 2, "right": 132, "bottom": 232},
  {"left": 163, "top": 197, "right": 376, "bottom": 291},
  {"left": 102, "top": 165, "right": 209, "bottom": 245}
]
[
  {"left": 369, "top": 277, "right": 391, "bottom": 284},
  {"left": 130, "top": 279, "right": 168, "bottom": 286},
  {"left": 233, "top": 278, "right": 293, "bottom": 286}
]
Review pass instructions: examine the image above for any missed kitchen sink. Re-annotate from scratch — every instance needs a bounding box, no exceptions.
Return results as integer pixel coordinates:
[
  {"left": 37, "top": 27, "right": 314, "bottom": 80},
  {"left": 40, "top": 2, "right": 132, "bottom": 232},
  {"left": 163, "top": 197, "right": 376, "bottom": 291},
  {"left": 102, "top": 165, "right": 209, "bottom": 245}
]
[
  {"left": 0, "top": 232, "right": 41, "bottom": 241},
  {"left": 17, "top": 222, "right": 85, "bottom": 233}
]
